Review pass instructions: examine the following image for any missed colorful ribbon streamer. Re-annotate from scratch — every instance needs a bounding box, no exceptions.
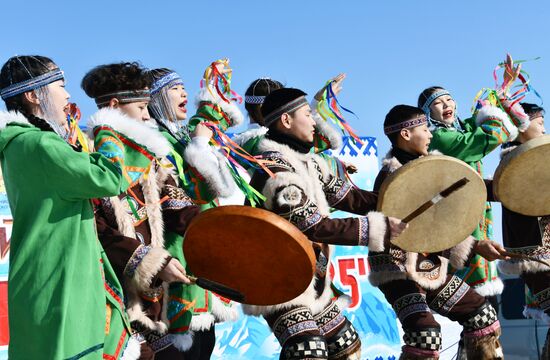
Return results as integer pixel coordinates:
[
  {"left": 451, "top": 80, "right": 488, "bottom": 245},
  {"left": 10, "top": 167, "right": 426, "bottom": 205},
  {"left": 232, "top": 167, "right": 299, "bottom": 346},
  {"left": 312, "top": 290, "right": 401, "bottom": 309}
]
[
  {"left": 316, "top": 80, "right": 363, "bottom": 145},
  {"left": 201, "top": 59, "right": 242, "bottom": 104}
]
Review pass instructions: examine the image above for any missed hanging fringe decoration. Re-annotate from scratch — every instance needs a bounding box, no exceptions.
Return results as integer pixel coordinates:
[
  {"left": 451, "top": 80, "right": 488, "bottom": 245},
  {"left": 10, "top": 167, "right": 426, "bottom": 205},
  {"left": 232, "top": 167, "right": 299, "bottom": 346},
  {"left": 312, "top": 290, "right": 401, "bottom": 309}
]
[
  {"left": 316, "top": 80, "right": 363, "bottom": 145},
  {"left": 472, "top": 54, "right": 542, "bottom": 121},
  {"left": 65, "top": 103, "right": 89, "bottom": 152},
  {"left": 201, "top": 58, "right": 242, "bottom": 104}
]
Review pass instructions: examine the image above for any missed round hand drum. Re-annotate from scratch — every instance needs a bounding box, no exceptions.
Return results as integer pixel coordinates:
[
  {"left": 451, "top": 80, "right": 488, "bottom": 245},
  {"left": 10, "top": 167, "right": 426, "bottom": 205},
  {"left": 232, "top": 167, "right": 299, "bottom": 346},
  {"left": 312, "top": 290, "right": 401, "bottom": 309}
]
[
  {"left": 377, "top": 155, "right": 486, "bottom": 253},
  {"left": 494, "top": 135, "right": 550, "bottom": 216},
  {"left": 183, "top": 205, "right": 316, "bottom": 306}
]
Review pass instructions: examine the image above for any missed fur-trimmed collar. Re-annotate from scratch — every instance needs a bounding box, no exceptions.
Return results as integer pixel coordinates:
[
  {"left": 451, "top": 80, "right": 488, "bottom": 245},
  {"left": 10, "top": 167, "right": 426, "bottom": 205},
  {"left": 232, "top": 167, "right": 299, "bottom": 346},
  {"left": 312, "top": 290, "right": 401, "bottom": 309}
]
[
  {"left": 87, "top": 108, "right": 171, "bottom": 158},
  {"left": 232, "top": 126, "right": 268, "bottom": 147},
  {"left": 0, "top": 110, "right": 31, "bottom": 129},
  {"left": 196, "top": 86, "right": 244, "bottom": 128},
  {"left": 500, "top": 142, "right": 520, "bottom": 159},
  {"left": 381, "top": 149, "right": 443, "bottom": 173}
]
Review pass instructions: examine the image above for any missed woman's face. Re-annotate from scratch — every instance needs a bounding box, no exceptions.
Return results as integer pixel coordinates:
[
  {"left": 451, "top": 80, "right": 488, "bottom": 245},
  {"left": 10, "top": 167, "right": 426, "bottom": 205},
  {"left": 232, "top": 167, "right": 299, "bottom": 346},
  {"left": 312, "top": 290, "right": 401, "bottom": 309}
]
[
  {"left": 118, "top": 100, "right": 151, "bottom": 122},
  {"left": 167, "top": 84, "right": 188, "bottom": 121},
  {"left": 519, "top": 116, "right": 545, "bottom": 142},
  {"left": 42, "top": 79, "right": 71, "bottom": 126},
  {"left": 429, "top": 94, "right": 456, "bottom": 125}
]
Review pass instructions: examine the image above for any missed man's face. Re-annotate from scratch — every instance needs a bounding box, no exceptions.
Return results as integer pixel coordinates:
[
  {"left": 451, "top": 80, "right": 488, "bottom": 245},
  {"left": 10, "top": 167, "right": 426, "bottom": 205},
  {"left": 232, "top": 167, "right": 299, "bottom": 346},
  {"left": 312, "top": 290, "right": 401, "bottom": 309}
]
[
  {"left": 286, "top": 104, "right": 316, "bottom": 143},
  {"left": 405, "top": 123, "right": 433, "bottom": 156}
]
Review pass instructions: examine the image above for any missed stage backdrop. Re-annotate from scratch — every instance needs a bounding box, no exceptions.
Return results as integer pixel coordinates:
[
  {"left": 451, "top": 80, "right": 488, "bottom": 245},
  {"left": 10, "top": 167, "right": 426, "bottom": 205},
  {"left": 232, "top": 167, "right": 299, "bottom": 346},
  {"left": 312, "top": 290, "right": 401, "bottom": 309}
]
[{"left": 214, "top": 136, "right": 403, "bottom": 360}]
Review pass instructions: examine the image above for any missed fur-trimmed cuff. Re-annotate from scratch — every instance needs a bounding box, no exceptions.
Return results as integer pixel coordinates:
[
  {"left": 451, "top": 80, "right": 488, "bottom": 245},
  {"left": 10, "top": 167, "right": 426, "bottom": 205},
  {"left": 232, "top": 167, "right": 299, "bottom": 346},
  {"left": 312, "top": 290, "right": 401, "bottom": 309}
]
[
  {"left": 171, "top": 332, "right": 195, "bottom": 352},
  {"left": 523, "top": 306, "right": 550, "bottom": 325},
  {"left": 475, "top": 105, "right": 519, "bottom": 141},
  {"left": 497, "top": 257, "right": 550, "bottom": 275},
  {"left": 128, "top": 246, "right": 171, "bottom": 292},
  {"left": 211, "top": 294, "right": 239, "bottom": 322},
  {"left": 364, "top": 212, "right": 387, "bottom": 251},
  {"left": 189, "top": 313, "right": 216, "bottom": 331},
  {"left": 311, "top": 100, "right": 343, "bottom": 150},
  {"left": 195, "top": 87, "right": 244, "bottom": 128},
  {"left": 449, "top": 236, "right": 477, "bottom": 270},
  {"left": 183, "top": 138, "right": 235, "bottom": 198},
  {"left": 472, "top": 278, "right": 504, "bottom": 297},
  {"left": 120, "top": 335, "right": 141, "bottom": 360},
  {"left": 502, "top": 99, "right": 530, "bottom": 132}
]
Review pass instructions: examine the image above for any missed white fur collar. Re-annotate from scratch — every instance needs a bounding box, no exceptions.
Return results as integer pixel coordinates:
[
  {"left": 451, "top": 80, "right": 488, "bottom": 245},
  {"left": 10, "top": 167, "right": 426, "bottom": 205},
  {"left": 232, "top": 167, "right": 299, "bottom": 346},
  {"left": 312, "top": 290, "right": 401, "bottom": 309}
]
[
  {"left": 232, "top": 126, "right": 268, "bottom": 147},
  {"left": 195, "top": 86, "right": 244, "bottom": 128},
  {"left": 500, "top": 143, "right": 520, "bottom": 159},
  {"left": 0, "top": 110, "right": 31, "bottom": 130},
  {"left": 381, "top": 149, "right": 442, "bottom": 173},
  {"left": 87, "top": 108, "right": 171, "bottom": 158}
]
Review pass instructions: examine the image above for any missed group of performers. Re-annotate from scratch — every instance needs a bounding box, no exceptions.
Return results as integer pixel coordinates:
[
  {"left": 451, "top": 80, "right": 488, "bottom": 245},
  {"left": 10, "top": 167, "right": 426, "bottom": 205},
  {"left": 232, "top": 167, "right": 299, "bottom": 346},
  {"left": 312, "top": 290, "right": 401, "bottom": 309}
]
[{"left": 0, "top": 53, "right": 547, "bottom": 360}]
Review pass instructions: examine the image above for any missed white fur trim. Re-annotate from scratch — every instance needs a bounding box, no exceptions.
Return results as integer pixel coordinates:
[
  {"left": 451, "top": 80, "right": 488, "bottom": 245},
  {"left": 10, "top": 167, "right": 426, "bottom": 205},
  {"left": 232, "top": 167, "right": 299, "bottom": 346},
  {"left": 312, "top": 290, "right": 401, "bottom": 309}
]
[
  {"left": 0, "top": 110, "right": 30, "bottom": 129},
  {"left": 211, "top": 294, "right": 239, "bottom": 322},
  {"left": 381, "top": 149, "right": 443, "bottom": 174},
  {"left": 449, "top": 236, "right": 476, "bottom": 270},
  {"left": 366, "top": 212, "right": 387, "bottom": 251},
  {"left": 195, "top": 86, "right": 244, "bottom": 128},
  {"left": 88, "top": 108, "right": 171, "bottom": 157},
  {"left": 171, "top": 332, "right": 195, "bottom": 352},
  {"left": 183, "top": 140, "right": 235, "bottom": 198},
  {"left": 120, "top": 336, "right": 141, "bottom": 360},
  {"left": 500, "top": 143, "right": 518, "bottom": 159},
  {"left": 232, "top": 126, "right": 268, "bottom": 147},
  {"left": 471, "top": 278, "right": 504, "bottom": 296},
  {"left": 334, "top": 294, "right": 352, "bottom": 311},
  {"left": 188, "top": 313, "right": 216, "bottom": 331},
  {"left": 276, "top": 185, "right": 303, "bottom": 208},
  {"left": 475, "top": 105, "right": 519, "bottom": 141},
  {"left": 405, "top": 253, "right": 448, "bottom": 290},
  {"left": 131, "top": 247, "right": 170, "bottom": 292},
  {"left": 311, "top": 100, "right": 343, "bottom": 150},
  {"left": 509, "top": 101, "right": 531, "bottom": 132},
  {"left": 126, "top": 287, "right": 169, "bottom": 333},
  {"left": 257, "top": 138, "right": 332, "bottom": 216},
  {"left": 523, "top": 306, "right": 550, "bottom": 325},
  {"left": 497, "top": 258, "right": 550, "bottom": 275}
]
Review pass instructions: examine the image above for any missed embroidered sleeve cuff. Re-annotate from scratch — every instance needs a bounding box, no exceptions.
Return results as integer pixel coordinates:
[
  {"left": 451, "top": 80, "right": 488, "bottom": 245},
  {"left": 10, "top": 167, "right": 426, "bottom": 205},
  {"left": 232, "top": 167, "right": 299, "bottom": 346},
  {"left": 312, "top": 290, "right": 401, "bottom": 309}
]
[
  {"left": 128, "top": 246, "right": 171, "bottom": 292},
  {"left": 476, "top": 105, "right": 519, "bottom": 142},
  {"left": 360, "top": 212, "right": 387, "bottom": 250}
]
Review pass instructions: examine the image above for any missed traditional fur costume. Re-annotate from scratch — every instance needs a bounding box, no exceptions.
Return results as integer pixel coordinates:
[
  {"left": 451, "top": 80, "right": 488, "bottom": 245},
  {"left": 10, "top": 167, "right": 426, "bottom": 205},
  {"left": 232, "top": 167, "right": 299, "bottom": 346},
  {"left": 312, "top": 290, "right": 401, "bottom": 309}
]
[
  {"left": 90, "top": 108, "right": 205, "bottom": 357},
  {"left": 0, "top": 109, "right": 147, "bottom": 360},
  {"left": 371, "top": 148, "right": 503, "bottom": 359},
  {"left": 149, "top": 71, "right": 239, "bottom": 357},
  {"left": 426, "top": 97, "right": 524, "bottom": 297},
  {"left": 242, "top": 88, "right": 390, "bottom": 360},
  {"left": 498, "top": 141, "right": 550, "bottom": 359}
]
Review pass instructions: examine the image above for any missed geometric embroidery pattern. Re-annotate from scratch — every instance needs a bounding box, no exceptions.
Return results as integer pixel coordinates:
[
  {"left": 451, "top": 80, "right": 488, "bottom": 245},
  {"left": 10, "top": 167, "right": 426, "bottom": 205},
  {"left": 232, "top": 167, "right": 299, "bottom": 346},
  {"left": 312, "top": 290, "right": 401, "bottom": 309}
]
[
  {"left": 534, "top": 287, "right": 550, "bottom": 312},
  {"left": 272, "top": 307, "right": 319, "bottom": 346},
  {"left": 326, "top": 321, "right": 360, "bottom": 357},
  {"left": 313, "top": 302, "right": 345, "bottom": 336},
  {"left": 324, "top": 174, "right": 352, "bottom": 207},
  {"left": 462, "top": 302, "right": 499, "bottom": 332},
  {"left": 429, "top": 275, "right": 469, "bottom": 315},
  {"left": 283, "top": 335, "right": 328, "bottom": 360},
  {"left": 281, "top": 197, "right": 323, "bottom": 231},
  {"left": 393, "top": 293, "right": 430, "bottom": 322},
  {"left": 403, "top": 327, "right": 442, "bottom": 351}
]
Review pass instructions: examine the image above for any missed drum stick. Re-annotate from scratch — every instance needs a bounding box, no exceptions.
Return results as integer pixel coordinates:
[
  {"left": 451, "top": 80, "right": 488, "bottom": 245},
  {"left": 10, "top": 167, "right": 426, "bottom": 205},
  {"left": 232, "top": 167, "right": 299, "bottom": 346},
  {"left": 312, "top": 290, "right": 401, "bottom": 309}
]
[
  {"left": 402, "top": 177, "right": 470, "bottom": 223},
  {"left": 188, "top": 275, "right": 245, "bottom": 303},
  {"left": 502, "top": 252, "right": 550, "bottom": 268}
]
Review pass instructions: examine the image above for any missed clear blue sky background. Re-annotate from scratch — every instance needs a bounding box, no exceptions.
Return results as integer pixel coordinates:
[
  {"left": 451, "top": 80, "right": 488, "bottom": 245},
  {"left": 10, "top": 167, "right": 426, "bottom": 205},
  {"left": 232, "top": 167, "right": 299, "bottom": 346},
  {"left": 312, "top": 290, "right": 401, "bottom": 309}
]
[{"left": 1, "top": 0, "right": 549, "bottom": 241}]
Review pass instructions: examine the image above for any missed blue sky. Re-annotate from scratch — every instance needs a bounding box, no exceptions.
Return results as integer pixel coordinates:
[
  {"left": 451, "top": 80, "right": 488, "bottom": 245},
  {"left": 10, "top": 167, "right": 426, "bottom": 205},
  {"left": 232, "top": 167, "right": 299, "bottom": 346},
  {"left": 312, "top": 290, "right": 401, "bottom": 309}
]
[{"left": 1, "top": 0, "right": 549, "bottom": 240}]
